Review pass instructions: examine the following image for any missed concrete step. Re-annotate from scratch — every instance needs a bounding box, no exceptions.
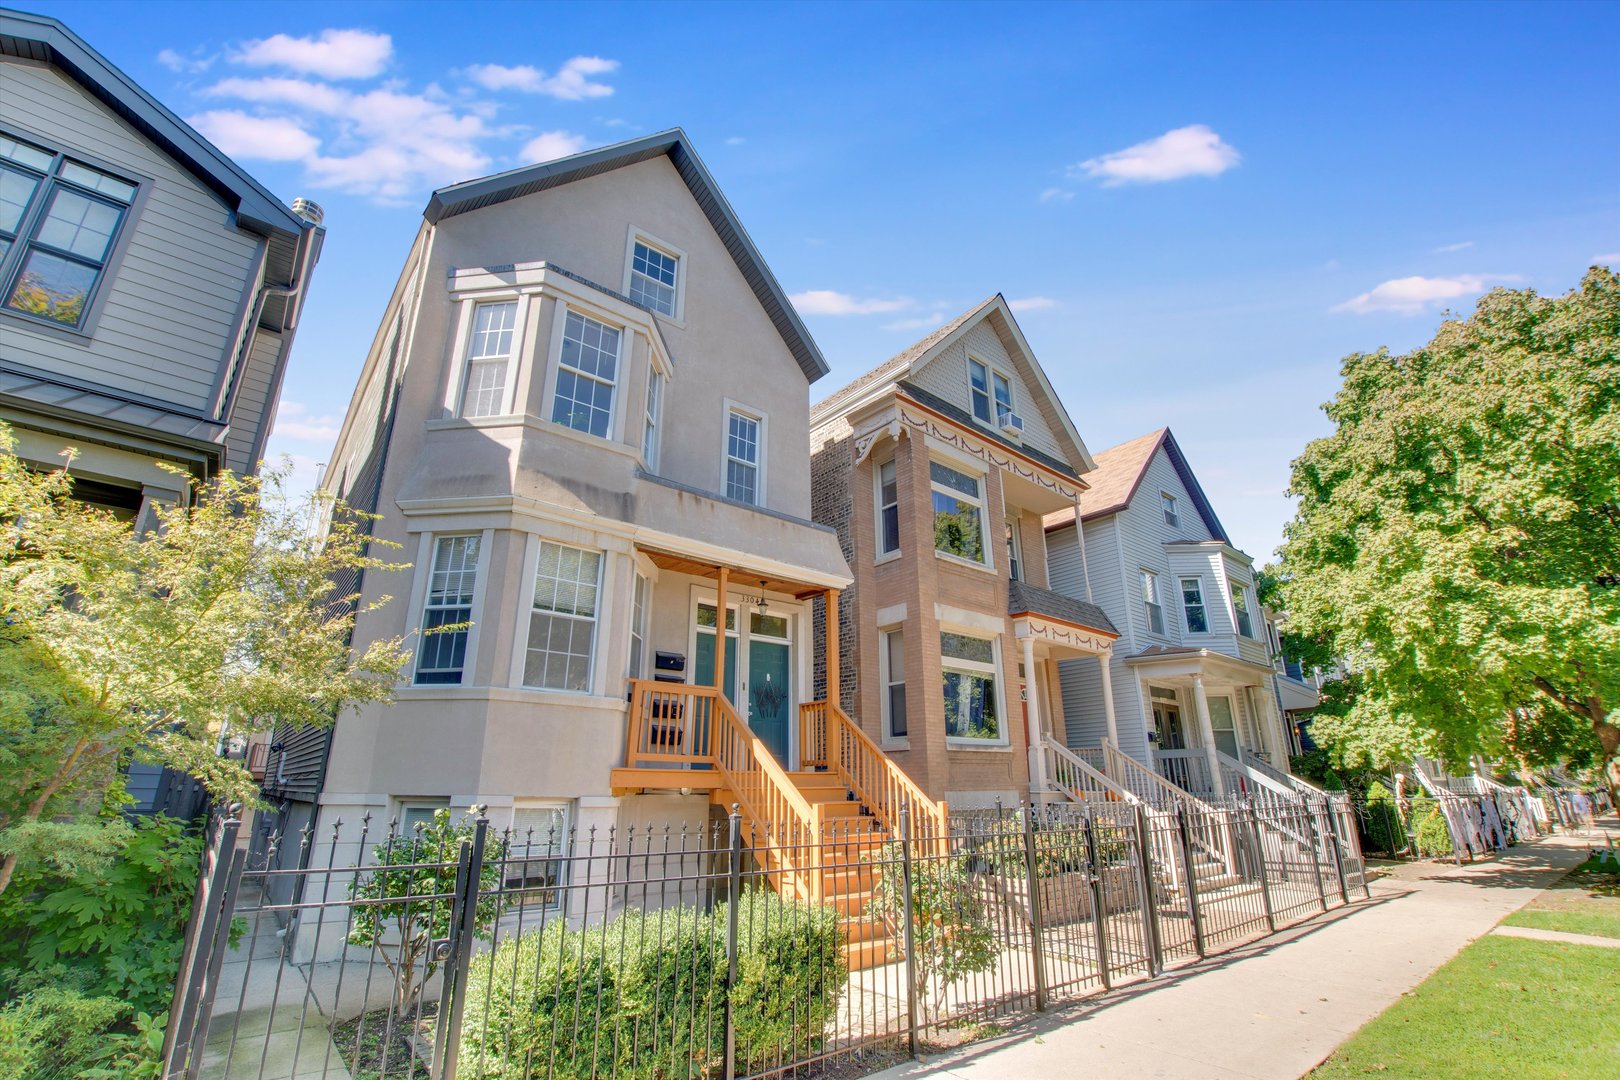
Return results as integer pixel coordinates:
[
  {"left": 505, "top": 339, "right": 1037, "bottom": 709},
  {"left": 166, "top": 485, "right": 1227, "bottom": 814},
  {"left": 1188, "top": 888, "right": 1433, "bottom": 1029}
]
[{"left": 843, "top": 936, "right": 899, "bottom": 971}]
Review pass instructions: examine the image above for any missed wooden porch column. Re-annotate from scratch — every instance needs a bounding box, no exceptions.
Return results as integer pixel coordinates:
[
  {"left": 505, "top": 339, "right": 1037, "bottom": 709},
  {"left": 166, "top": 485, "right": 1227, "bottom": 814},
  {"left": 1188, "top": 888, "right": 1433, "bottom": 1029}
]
[
  {"left": 1192, "top": 673, "right": 1226, "bottom": 796},
  {"left": 1098, "top": 651, "right": 1120, "bottom": 747},
  {"left": 713, "top": 567, "right": 729, "bottom": 691},
  {"left": 823, "top": 588, "right": 840, "bottom": 706},
  {"left": 1022, "top": 635, "right": 1048, "bottom": 794}
]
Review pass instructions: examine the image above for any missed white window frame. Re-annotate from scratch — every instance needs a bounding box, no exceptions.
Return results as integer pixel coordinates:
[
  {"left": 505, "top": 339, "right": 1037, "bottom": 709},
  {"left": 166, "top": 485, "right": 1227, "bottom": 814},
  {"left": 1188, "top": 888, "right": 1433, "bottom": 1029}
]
[
  {"left": 413, "top": 533, "right": 484, "bottom": 685},
  {"left": 1180, "top": 575, "right": 1209, "bottom": 635},
  {"left": 504, "top": 801, "right": 570, "bottom": 910},
  {"left": 628, "top": 569, "right": 649, "bottom": 678},
  {"left": 397, "top": 798, "right": 450, "bottom": 837},
  {"left": 1232, "top": 584, "right": 1255, "bottom": 639},
  {"left": 1161, "top": 491, "right": 1180, "bottom": 528},
  {"left": 1141, "top": 568, "right": 1165, "bottom": 636},
  {"left": 939, "top": 627, "right": 1008, "bottom": 747},
  {"left": 457, "top": 298, "right": 522, "bottom": 418},
  {"left": 642, "top": 366, "right": 665, "bottom": 469},
  {"left": 930, "top": 457, "right": 991, "bottom": 567},
  {"left": 521, "top": 540, "right": 605, "bottom": 694},
  {"left": 879, "top": 626, "right": 907, "bottom": 743},
  {"left": 966, "top": 354, "right": 1016, "bottom": 427},
  {"left": 548, "top": 306, "right": 623, "bottom": 441},
  {"left": 721, "top": 399, "right": 767, "bottom": 506},
  {"left": 875, "top": 457, "right": 900, "bottom": 559},
  {"left": 1006, "top": 517, "right": 1024, "bottom": 582},
  {"left": 622, "top": 227, "right": 687, "bottom": 322}
]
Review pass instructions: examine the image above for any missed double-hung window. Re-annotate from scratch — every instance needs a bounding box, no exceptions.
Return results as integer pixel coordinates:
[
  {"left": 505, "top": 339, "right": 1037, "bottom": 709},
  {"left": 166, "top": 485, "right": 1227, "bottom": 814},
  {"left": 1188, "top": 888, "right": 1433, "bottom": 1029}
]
[
  {"left": 880, "top": 628, "right": 907, "bottom": 739},
  {"left": 1232, "top": 586, "right": 1254, "bottom": 638},
  {"left": 628, "top": 239, "right": 678, "bottom": 316},
  {"left": 931, "top": 461, "right": 986, "bottom": 563},
  {"left": 505, "top": 804, "right": 568, "bottom": 909},
  {"left": 628, "top": 570, "right": 649, "bottom": 678},
  {"left": 1162, "top": 492, "right": 1180, "bottom": 528},
  {"left": 552, "top": 311, "right": 620, "bottom": 438},
  {"left": 1141, "top": 569, "right": 1165, "bottom": 635},
  {"left": 460, "top": 300, "right": 518, "bottom": 417},
  {"left": 1006, "top": 519, "right": 1024, "bottom": 581},
  {"left": 725, "top": 408, "right": 761, "bottom": 504},
  {"left": 415, "top": 535, "right": 481, "bottom": 684},
  {"left": 992, "top": 370, "right": 1013, "bottom": 424},
  {"left": 1181, "top": 576, "right": 1209, "bottom": 634},
  {"left": 968, "top": 357, "right": 1013, "bottom": 426},
  {"left": 941, "top": 631, "right": 1000, "bottom": 742},
  {"left": 1, "top": 133, "right": 138, "bottom": 330},
  {"left": 876, "top": 458, "right": 899, "bottom": 556},
  {"left": 524, "top": 541, "right": 603, "bottom": 692},
  {"left": 643, "top": 369, "right": 664, "bottom": 467}
]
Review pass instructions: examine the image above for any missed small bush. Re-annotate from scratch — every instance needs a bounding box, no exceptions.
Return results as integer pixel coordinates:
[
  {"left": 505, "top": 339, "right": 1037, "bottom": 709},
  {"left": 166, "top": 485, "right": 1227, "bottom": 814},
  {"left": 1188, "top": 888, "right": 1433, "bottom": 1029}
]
[
  {"left": 1358, "top": 782, "right": 1406, "bottom": 854},
  {"left": 459, "top": 890, "right": 844, "bottom": 1079},
  {"left": 1414, "top": 806, "right": 1455, "bottom": 858},
  {"left": 0, "top": 987, "right": 133, "bottom": 1078}
]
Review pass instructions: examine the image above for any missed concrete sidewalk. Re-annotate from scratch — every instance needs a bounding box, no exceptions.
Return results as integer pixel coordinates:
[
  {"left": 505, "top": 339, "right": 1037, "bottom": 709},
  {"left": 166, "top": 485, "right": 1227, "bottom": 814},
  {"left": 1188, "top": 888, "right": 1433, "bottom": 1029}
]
[{"left": 867, "top": 828, "right": 1597, "bottom": 1080}]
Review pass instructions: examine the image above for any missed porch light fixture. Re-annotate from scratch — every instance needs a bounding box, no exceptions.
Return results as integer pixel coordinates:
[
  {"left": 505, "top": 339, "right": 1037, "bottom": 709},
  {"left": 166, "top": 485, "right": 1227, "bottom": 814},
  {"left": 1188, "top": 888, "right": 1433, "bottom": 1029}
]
[{"left": 756, "top": 580, "right": 770, "bottom": 617}]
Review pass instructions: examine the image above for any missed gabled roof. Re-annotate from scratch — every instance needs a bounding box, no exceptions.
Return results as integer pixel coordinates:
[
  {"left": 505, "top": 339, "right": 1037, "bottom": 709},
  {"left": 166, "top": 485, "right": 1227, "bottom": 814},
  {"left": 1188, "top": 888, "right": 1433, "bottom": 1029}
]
[
  {"left": 425, "top": 128, "right": 828, "bottom": 383},
  {"left": 0, "top": 8, "right": 306, "bottom": 243},
  {"left": 1043, "top": 427, "right": 1228, "bottom": 543},
  {"left": 810, "top": 293, "right": 1095, "bottom": 474}
]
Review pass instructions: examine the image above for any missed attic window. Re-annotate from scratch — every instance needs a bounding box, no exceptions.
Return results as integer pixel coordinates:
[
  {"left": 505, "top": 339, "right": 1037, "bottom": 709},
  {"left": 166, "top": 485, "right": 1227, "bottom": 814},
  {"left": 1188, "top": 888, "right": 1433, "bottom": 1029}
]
[
  {"left": 625, "top": 230, "right": 684, "bottom": 319},
  {"left": 968, "top": 357, "right": 1013, "bottom": 426},
  {"left": 1161, "top": 491, "right": 1179, "bottom": 528}
]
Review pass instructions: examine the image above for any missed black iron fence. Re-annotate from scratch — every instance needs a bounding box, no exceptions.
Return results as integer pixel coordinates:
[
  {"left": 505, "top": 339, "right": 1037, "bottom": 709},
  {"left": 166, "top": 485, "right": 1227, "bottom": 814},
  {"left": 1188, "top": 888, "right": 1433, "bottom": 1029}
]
[{"left": 163, "top": 795, "right": 1367, "bottom": 1080}]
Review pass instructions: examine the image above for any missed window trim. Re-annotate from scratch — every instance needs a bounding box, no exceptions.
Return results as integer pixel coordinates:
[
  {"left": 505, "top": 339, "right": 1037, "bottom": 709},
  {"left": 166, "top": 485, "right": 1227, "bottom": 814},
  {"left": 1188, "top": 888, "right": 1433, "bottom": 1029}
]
[
  {"left": 628, "top": 568, "right": 650, "bottom": 679},
  {"left": 412, "top": 532, "right": 486, "bottom": 686},
  {"left": 721, "top": 399, "right": 767, "bottom": 506},
  {"left": 874, "top": 456, "right": 900, "bottom": 560},
  {"left": 1232, "top": 583, "right": 1255, "bottom": 639},
  {"left": 0, "top": 125, "right": 151, "bottom": 340},
  {"left": 547, "top": 305, "right": 624, "bottom": 442},
  {"left": 456, "top": 297, "right": 524, "bottom": 418},
  {"left": 504, "top": 800, "right": 570, "bottom": 910},
  {"left": 878, "top": 626, "right": 908, "bottom": 744},
  {"left": 521, "top": 539, "right": 605, "bottom": 695},
  {"left": 1006, "top": 517, "right": 1024, "bottom": 582},
  {"left": 642, "top": 366, "right": 664, "bottom": 470},
  {"left": 396, "top": 798, "right": 452, "bottom": 837},
  {"left": 939, "top": 626, "right": 1009, "bottom": 747},
  {"left": 1161, "top": 491, "right": 1180, "bottom": 529},
  {"left": 929, "top": 457, "right": 991, "bottom": 568},
  {"left": 965, "top": 354, "right": 1016, "bottom": 429},
  {"left": 622, "top": 226, "right": 687, "bottom": 323},
  {"left": 1140, "top": 568, "right": 1166, "bottom": 636},
  {"left": 1180, "top": 575, "right": 1209, "bottom": 635}
]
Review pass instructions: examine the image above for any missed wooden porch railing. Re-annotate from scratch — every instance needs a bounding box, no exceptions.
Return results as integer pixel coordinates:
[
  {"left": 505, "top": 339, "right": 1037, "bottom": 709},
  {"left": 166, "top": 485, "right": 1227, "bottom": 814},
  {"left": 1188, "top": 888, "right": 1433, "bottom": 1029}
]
[
  {"left": 1043, "top": 739, "right": 1138, "bottom": 804},
  {"left": 625, "top": 681, "right": 722, "bottom": 766},
  {"left": 799, "top": 701, "right": 949, "bottom": 845}
]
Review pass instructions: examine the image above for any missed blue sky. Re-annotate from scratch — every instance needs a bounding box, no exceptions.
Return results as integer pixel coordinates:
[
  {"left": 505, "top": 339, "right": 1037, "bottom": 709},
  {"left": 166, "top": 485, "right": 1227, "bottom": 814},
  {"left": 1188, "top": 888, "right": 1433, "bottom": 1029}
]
[{"left": 34, "top": 0, "right": 1619, "bottom": 560}]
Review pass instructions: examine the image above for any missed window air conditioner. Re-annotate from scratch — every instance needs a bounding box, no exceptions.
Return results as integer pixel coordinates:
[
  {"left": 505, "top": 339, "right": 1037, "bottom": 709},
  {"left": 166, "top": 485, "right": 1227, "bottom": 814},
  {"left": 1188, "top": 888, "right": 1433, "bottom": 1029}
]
[{"left": 998, "top": 410, "right": 1025, "bottom": 437}]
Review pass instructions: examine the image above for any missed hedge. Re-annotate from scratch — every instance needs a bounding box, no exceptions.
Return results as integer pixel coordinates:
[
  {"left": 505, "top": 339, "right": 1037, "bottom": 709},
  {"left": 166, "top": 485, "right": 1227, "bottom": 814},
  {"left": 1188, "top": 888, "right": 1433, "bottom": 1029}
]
[{"left": 459, "top": 889, "right": 845, "bottom": 1079}]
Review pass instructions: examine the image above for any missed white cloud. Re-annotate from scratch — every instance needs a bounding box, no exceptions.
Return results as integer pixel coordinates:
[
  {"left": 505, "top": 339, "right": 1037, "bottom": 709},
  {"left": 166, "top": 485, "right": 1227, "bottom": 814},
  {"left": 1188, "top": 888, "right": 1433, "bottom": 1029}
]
[
  {"left": 1593, "top": 253, "right": 1620, "bottom": 265},
  {"left": 189, "top": 111, "right": 320, "bottom": 161},
  {"left": 521, "top": 130, "right": 588, "bottom": 162},
  {"left": 197, "top": 75, "right": 495, "bottom": 202},
  {"left": 157, "top": 47, "right": 215, "bottom": 75},
  {"left": 725, "top": 136, "right": 747, "bottom": 146},
  {"left": 1039, "top": 187, "right": 1074, "bottom": 203},
  {"left": 1070, "top": 124, "right": 1240, "bottom": 186},
  {"left": 1432, "top": 241, "right": 1475, "bottom": 253},
  {"left": 1332, "top": 274, "right": 1497, "bottom": 315},
  {"left": 789, "top": 290, "right": 912, "bottom": 316},
  {"left": 270, "top": 401, "right": 343, "bottom": 442},
  {"left": 1008, "top": 296, "right": 1057, "bottom": 312},
  {"left": 235, "top": 29, "right": 393, "bottom": 80},
  {"left": 463, "top": 57, "right": 618, "bottom": 99}
]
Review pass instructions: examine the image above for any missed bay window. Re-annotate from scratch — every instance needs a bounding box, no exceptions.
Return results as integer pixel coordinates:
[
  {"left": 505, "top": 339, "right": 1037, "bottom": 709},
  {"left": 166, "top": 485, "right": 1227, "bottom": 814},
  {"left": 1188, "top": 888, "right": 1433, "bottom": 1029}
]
[
  {"left": 415, "top": 535, "right": 480, "bottom": 684},
  {"left": 931, "top": 461, "right": 986, "bottom": 563},
  {"left": 523, "top": 541, "right": 603, "bottom": 692},
  {"left": 552, "top": 310, "right": 620, "bottom": 438},
  {"left": 941, "top": 631, "right": 1000, "bottom": 742}
]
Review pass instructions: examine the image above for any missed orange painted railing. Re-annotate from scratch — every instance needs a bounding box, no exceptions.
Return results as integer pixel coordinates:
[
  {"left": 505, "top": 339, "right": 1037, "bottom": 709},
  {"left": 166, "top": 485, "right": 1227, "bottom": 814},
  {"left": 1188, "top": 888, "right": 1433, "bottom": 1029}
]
[
  {"left": 799, "top": 701, "right": 949, "bottom": 847},
  {"left": 625, "top": 681, "right": 721, "bottom": 766}
]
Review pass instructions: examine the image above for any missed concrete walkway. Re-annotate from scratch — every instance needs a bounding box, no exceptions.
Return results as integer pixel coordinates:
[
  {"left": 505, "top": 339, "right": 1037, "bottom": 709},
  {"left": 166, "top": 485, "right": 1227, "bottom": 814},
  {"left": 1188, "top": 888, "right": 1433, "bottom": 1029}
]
[
  {"left": 1490, "top": 923, "right": 1620, "bottom": 948},
  {"left": 867, "top": 827, "right": 1598, "bottom": 1080}
]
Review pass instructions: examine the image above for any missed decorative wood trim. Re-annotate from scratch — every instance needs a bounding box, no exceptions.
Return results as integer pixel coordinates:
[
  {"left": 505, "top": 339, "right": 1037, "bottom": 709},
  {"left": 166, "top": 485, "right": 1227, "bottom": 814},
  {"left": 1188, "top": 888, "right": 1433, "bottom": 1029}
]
[{"left": 897, "top": 396, "right": 1083, "bottom": 500}]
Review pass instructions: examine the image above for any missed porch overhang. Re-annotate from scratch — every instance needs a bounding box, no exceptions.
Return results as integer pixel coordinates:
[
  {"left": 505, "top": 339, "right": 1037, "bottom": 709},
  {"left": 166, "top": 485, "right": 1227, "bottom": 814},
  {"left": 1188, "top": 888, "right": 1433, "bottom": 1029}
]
[
  {"left": 1276, "top": 676, "right": 1321, "bottom": 713},
  {"left": 1007, "top": 580, "right": 1118, "bottom": 657},
  {"left": 1123, "top": 646, "right": 1276, "bottom": 686}
]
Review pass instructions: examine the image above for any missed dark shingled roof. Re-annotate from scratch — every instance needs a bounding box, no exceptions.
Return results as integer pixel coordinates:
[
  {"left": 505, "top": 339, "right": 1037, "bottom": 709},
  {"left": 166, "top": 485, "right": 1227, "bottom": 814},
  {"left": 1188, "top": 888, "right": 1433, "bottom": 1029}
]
[{"left": 1008, "top": 580, "right": 1118, "bottom": 637}]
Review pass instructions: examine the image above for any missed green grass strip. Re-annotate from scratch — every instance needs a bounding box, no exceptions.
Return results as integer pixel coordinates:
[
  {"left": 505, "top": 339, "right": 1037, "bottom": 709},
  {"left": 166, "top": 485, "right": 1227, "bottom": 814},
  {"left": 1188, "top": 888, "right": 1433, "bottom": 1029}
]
[{"left": 1313, "top": 935, "right": 1619, "bottom": 1078}]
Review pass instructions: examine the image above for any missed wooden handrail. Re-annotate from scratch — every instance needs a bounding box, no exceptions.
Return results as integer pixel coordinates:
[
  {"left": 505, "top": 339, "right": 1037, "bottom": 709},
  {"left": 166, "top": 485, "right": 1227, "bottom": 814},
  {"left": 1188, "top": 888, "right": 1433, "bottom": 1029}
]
[
  {"left": 625, "top": 680, "right": 722, "bottom": 767},
  {"left": 1043, "top": 739, "right": 1138, "bottom": 804},
  {"left": 710, "top": 693, "right": 824, "bottom": 901},
  {"left": 802, "top": 701, "right": 949, "bottom": 847}
]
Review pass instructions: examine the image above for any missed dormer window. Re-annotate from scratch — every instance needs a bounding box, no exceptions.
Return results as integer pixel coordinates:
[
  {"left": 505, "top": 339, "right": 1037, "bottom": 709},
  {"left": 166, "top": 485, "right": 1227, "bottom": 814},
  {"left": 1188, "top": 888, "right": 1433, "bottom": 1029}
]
[{"left": 1162, "top": 491, "right": 1180, "bottom": 528}]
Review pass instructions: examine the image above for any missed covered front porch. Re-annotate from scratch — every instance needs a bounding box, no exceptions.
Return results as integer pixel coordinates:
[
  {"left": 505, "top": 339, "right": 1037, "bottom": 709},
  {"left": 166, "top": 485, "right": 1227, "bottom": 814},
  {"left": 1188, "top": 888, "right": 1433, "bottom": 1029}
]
[{"left": 1123, "top": 647, "right": 1291, "bottom": 799}]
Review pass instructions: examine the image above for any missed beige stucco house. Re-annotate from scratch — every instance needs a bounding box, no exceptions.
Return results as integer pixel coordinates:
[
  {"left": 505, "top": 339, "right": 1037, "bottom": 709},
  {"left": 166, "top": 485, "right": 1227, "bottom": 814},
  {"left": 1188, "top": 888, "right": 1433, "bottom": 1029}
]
[{"left": 808, "top": 296, "right": 1120, "bottom": 810}]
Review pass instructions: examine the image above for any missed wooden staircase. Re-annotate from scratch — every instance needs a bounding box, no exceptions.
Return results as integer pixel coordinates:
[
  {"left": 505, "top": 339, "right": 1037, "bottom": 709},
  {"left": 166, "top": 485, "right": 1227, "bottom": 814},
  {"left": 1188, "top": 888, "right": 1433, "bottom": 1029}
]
[{"left": 611, "top": 681, "right": 948, "bottom": 971}]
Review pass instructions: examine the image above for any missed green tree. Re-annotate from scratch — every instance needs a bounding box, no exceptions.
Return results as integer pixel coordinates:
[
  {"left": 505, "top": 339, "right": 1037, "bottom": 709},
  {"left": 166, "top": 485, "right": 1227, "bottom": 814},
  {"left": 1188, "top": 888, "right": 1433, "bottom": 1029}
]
[
  {"left": 865, "top": 841, "right": 996, "bottom": 1013},
  {"left": 0, "top": 422, "right": 413, "bottom": 896},
  {"left": 1275, "top": 268, "right": 1620, "bottom": 801},
  {"left": 346, "top": 808, "right": 502, "bottom": 1011}
]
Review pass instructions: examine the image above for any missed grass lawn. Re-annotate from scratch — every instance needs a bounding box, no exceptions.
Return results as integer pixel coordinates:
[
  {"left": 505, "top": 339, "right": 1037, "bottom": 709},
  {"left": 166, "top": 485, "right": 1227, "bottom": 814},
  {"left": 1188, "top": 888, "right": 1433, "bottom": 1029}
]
[
  {"left": 1311, "top": 935, "right": 1619, "bottom": 1078},
  {"left": 1500, "top": 907, "right": 1620, "bottom": 939}
]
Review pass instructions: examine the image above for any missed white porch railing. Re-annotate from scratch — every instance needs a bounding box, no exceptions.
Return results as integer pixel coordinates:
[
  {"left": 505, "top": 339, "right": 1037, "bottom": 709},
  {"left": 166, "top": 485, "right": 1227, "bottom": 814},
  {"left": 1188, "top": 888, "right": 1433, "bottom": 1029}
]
[
  {"left": 1103, "top": 740, "right": 1235, "bottom": 875},
  {"left": 1154, "top": 748, "right": 1215, "bottom": 797},
  {"left": 1042, "top": 739, "right": 1139, "bottom": 805}
]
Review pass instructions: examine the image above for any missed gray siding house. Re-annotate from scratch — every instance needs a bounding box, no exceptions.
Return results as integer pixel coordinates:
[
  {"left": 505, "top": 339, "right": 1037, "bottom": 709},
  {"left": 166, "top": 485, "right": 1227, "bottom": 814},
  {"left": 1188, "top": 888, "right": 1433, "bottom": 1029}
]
[{"left": 0, "top": 9, "right": 323, "bottom": 817}]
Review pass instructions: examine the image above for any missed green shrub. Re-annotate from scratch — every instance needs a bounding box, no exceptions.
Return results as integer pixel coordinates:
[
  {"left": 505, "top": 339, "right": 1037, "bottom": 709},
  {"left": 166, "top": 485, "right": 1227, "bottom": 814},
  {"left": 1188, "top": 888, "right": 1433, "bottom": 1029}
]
[
  {"left": 976, "top": 813, "right": 1129, "bottom": 877},
  {"left": 1358, "top": 782, "right": 1407, "bottom": 854},
  {"left": 0, "top": 815, "right": 202, "bottom": 1012},
  {"left": 459, "top": 890, "right": 844, "bottom": 1079},
  {"left": 0, "top": 987, "right": 132, "bottom": 1078},
  {"left": 1414, "top": 806, "right": 1455, "bottom": 858}
]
